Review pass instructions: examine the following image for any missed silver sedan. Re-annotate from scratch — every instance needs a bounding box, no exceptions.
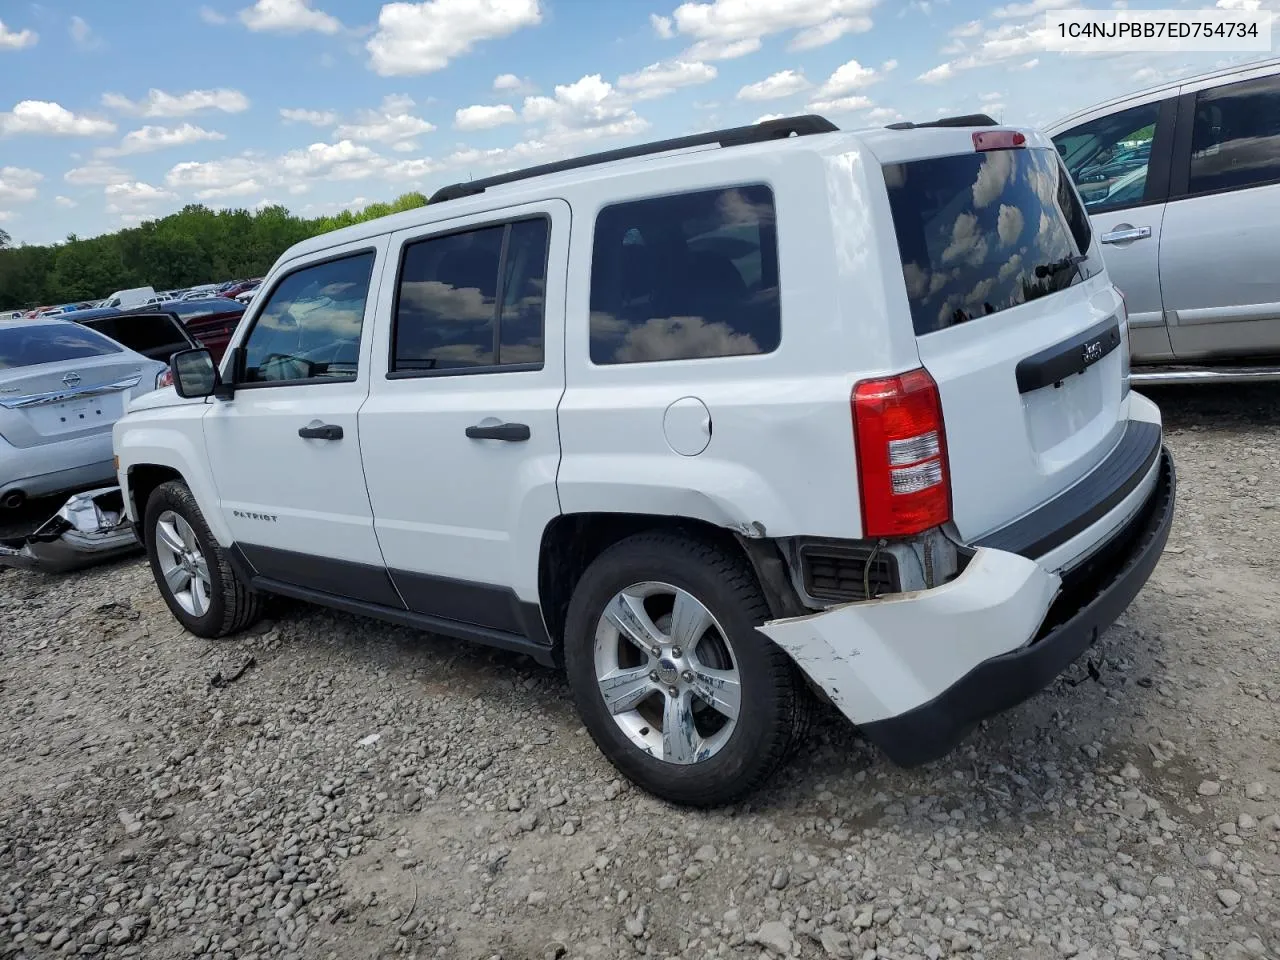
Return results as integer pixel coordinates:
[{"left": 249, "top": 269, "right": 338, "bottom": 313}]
[{"left": 0, "top": 318, "right": 168, "bottom": 509}]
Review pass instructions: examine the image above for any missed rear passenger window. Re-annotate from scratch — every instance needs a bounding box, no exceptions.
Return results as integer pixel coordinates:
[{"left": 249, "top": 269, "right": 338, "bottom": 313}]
[
  {"left": 392, "top": 218, "right": 549, "bottom": 373},
  {"left": 1052, "top": 101, "right": 1160, "bottom": 212},
  {"left": 1188, "top": 73, "right": 1280, "bottom": 195},
  {"left": 589, "top": 185, "right": 781, "bottom": 365}
]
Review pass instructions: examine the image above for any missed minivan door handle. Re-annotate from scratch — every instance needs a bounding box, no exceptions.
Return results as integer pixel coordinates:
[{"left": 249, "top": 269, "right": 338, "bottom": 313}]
[
  {"left": 298, "top": 422, "right": 344, "bottom": 440},
  {"left": 465, "top": 422, "right": 531, "bottom": 442},
  {"left": 1100, "top": 225, "right": 1152, "bottom": 244}
]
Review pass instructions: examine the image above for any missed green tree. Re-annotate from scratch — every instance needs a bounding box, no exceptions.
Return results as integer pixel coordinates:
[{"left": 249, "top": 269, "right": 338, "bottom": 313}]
[{"left": 0, "top": 192, "right": 429, "bottom": 308}]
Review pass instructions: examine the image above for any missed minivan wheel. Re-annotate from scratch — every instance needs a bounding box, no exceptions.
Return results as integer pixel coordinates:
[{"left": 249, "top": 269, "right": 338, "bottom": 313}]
[
  {"left": 563, "top": 532, "right": 809, "bottom": 807},
  {"left": 144, "top": 480, "right": 263, "bottom": 638}
]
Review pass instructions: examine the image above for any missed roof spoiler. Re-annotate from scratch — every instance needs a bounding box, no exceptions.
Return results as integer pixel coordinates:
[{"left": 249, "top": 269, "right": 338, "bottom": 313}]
[{"left": 886, "top": 113, "right": 999, "bottom": 130}]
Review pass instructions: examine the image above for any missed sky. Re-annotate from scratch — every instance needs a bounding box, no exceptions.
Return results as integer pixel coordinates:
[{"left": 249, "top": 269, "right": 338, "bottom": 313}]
[{"left": 0, "top": 0, "right": 1273, "bottom": 246}]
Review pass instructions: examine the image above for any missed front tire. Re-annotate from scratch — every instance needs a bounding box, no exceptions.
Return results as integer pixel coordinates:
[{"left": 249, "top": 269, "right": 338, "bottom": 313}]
[
  {"left": 563, "top": 532, "right": 809, "bottom": 807},
  {"left": 144, "top": 480, "right": 263, "bottom": 638}
]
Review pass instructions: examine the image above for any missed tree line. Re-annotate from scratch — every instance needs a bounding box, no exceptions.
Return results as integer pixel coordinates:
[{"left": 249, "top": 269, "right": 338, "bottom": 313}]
[{"left": 0, "top": 192, "right": 429, "bottom": 309}]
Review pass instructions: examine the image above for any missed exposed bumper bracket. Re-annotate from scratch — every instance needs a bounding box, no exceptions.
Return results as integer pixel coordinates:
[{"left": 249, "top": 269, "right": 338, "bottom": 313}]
[{"left": 0, "top": 487, "right": 142, "bottom": 573}]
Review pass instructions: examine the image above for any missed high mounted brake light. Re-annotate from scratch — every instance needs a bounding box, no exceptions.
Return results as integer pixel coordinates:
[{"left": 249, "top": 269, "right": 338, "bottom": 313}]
[
  {"left": 852, "top": 369, "right": 952, "bottom": 538},
  {"left": 973, "top": 130, "right": 1026, "bottom": 151}
]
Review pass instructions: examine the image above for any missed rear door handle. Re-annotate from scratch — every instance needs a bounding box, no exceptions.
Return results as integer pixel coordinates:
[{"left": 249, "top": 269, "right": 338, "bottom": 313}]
[
  {"left": 1100, "top": 225, "right": 1152, "bottom": 244},
  {"left": 298, "top": 422, "right": 343, "bottom": 440},
  {"left": 465, "top": 422, "right": 531, "bottom": 442}
]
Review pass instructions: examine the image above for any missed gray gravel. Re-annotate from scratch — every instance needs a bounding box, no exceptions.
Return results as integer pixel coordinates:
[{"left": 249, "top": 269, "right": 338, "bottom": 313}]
[{"left": 2, "top": 384, "right": 1279, "bottom": 960}]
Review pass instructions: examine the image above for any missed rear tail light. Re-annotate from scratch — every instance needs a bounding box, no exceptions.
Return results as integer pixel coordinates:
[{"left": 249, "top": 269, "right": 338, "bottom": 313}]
[
  {"left": 852, "top": 368, "right": 952, "bottom": 538},
  {"left": 973, "top": 130, "right": 1026, "bottom": 151}
]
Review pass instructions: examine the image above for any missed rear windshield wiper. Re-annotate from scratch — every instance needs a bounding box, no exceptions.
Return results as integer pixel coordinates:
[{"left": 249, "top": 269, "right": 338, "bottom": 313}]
[{"left": 1034, "top": 254, "right": 1088, "bottom": 280}]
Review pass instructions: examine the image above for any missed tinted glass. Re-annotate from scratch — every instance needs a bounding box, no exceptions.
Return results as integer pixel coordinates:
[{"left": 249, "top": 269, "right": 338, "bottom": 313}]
[
  {"left": 589, "top": 185, "right": 781, "bottom": 365},
  {"left": 82, "top": 315, "right": 187, "bottom": 358},
  {"left": 162, "top": 298, "right": 244, "bottom": 317},
  {"left": 1053, "top": 101, "right": 1160, "bottom": 211},
  {"left": 394, "top": 226, "right": 504, "bottom": 371},
  {"left": 498, "top": 219, "right": 549, "bottom": 366},
  {"left": 0, "top": 323, "right": 124, "bottom": 370},
  {"left": 1189, "top": 74, "right": 1280, "bottom": 195},
  {"left": 885, "top": 147, "right": 1101, "bottom": 336},
  {"left": 241, "top": 252, "right": 374, "bottom": 384}
]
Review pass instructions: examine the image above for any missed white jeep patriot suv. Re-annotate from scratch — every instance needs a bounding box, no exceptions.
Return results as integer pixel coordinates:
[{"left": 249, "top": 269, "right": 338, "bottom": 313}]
[{"left": 114, "top": 114, "right": 1176, "bottom": 807}]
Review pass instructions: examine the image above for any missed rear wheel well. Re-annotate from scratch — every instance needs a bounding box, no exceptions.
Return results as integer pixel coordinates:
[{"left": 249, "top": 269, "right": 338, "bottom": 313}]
[
  {"left": 126, "top": 465, "right": 183, "bottom": 546},
  {"left": 537, "top": 513, "right": 804, "bottom": 650}
]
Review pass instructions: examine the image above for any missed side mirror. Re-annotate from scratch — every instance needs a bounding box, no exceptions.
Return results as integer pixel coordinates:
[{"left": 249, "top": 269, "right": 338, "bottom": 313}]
[{"left": 169, "top": 348, "right": 219, "bottom": 399}]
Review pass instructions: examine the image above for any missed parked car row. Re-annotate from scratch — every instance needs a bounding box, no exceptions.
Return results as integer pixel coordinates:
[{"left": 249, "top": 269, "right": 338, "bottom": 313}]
[{"left": 3, "top": 276, "right": 263, "bottom": 321}]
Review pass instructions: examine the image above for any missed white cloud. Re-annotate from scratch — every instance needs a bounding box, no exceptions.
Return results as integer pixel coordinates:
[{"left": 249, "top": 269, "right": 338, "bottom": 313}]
[
  {"left": 367, "top": 0, "right": 542, "bottom": 77},
  {"left": 997, "top": 204, "right": 1024, "bottom": 246},
  {"left": 617, "top": 60, "right": 717, "bottom": 100},
  {"left": 817, "top": 58, "right": 880, "bottom": 97},
  {"left": 54, "top": 195, "right": 76, "bottom": 208},
  {"left": 659, "top": 0, "right": 877, "bottom": 59},
  {"left": 105, "top": 181, "right": 178, "bottom": 213},
  {"left": 200, "top": 7, "right": 229, "bottom": 24},
  {"left": 950, "top": 19, "right": 982, "bottom": 36},
  {"left": 0, "top": 211, "right": 15, "bottom": 223},
  {"left": 238, "top": 0, "right": 341, "bottom": 34},
  {"left": 333, "top": 98, "right": 437, "bottom": 146},
  {"left": 1016, "top": 57, "right": 1039, "bottom": 70},
  {"left": 69, "top": 16, "right": 101, "bottom": 50},
  {"left": 991, "top": 0, "right": 1058, "bottom": 16},
  {"left": 455, "top": 104, "right": 520, "bottom": 130},
  {"left": 737, "top": 69, "right": 811, "bottom": 101},
  {"left": 196, "top": 178, "right": 263, "bottom": 201},
  {"left": 521, "top": 74, "right": 648, "bottom": 143},
  {"left": 0, "top": 167, "right": 41, "bottom": 203},
  {"left": 102, "top": 88, "right": 250, "bottom": 117},
  {"left": 493, "top": 73, "right": 536, "bottom": 94},
  {"left": 807, "top": 94, "right": 873, "bottom": 114},
  {"left": 100, "top": 124, "right": 226, "bottom": 157},
  {"left": 0, "top": 101, "right": 116, "bottom": 136},
  {"left": 788, "top": 15, "right": 871, "bottom": 50},
  {"left": 0, "top": 19, "right": 37, "bottom": 50},
  {"left": 755, "top": 113, "right": 786, "bottom": 123},
  {"left": 1217, "top": 0, "right": 1261, "bottom": 8},
  {"left": 918, "top": 62, "right": 955, "bottom": 83},
  {"left": 865, "top": 105, "right": 904, "bottom": 123},
  {"left": 280, "top": 107, "right": 339, "bottom": 125},
  {"left": 972, "top": 150, "right": 1014, "bottom": 207},
  {"left": 65, "top": 162, "right": 131, "bottom": 186},
  {"left": 651, "top": 13, "right": 675, "bottom": 37}
]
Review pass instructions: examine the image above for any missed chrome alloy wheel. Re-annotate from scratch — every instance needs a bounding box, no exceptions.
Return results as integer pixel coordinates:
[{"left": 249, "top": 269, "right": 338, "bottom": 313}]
[
  {"left": 593, "top": 581, "right": 742, "bottom": 765},
  {"left": 154, "top": 510, "right": 212, "bottom": 618}
]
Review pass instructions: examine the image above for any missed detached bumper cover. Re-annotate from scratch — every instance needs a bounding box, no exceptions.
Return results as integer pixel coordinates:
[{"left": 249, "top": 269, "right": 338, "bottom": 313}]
[
  {"left": 0, "top": 487, "right": 141, "bottom": 573},
  {"left": 762, "top": 448, "right": 1176, "bottom": 767}
]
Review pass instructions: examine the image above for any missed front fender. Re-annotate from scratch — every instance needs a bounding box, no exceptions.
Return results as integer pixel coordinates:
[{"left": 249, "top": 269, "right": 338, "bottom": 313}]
[{"left": 113, "top": 408, "right": 228, "bottom": 547}]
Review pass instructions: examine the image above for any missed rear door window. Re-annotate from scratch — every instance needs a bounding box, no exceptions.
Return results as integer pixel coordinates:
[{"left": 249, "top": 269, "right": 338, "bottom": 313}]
[
  {"left": 884, "top": 146, "right": 1101, "bottom": 336},
  {"left": 1187, "top": 73, "right": 1280, "bottom": 195},
  {"left": 0, "top": 324, "right": 124, "bottom": 370}
]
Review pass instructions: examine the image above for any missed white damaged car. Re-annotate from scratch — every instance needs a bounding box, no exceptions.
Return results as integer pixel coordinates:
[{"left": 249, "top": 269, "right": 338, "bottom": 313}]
[{"left": 113, "top": 114, "right": 1175, "bottom": 806}]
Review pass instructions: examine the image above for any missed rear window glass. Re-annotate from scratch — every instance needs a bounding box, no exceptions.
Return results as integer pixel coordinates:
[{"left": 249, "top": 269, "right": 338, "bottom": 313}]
[
  {"left": 884, "top": 146, "right": 1100, "bottom": 336},
  {"left": 82, "top": 315, "right": 187, "bottom": 357},
  {"left": 0, "top": 324, "right": 124, "bottom": 370}
]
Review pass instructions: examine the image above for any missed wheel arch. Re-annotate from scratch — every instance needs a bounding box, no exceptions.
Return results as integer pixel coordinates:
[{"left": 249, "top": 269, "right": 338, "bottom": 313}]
[{"left": 536, "top": 512, "right": 807, "bottom": 653}]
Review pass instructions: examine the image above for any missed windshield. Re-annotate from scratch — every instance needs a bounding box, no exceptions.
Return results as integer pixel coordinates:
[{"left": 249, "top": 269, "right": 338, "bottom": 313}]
[
  {"left": 884, "top": 146, "right": 1099, "bottom": 336},
  {"left": 0, "top": 323, "right": 124, "bottom": 370}
]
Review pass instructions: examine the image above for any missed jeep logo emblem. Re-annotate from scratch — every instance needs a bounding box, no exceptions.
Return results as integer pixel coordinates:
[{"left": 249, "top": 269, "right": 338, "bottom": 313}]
[{"left": 1082, "top": 340, "right": 1104, "bottom": 365}]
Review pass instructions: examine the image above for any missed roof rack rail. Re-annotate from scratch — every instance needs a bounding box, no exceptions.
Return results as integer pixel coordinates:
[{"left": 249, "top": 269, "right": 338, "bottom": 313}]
[
  {"left": 428, "top": 114, "right": 839, "bottom": 204},
  {"left": 885, "top": 113, "right": 998, "bottom": 131}
]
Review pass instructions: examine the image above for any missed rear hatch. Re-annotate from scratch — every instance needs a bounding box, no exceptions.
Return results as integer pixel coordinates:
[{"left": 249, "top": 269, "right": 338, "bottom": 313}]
[
  {"left": 0, "top": 323, "right": 155, "bottom": 449},
  {"left": 873, "top": 128, "right": 1126, "bottom": 542}
]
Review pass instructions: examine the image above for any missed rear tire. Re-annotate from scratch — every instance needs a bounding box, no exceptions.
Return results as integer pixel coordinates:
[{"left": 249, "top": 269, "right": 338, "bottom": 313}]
[
  {"left": 563, "top": 532, "right": 809, "bottom": 807},
  {"left": 144, "top": 480, "right": 263, "bottom": 638}
]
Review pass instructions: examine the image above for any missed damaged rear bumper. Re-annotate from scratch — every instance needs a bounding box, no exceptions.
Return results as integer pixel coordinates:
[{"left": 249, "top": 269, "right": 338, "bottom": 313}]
[
  {"left": 760, "top": 449, "right": 1176, "bottom": 767},
  {"left": 0, "top": 487, "right": 141, "bottom": 573}
]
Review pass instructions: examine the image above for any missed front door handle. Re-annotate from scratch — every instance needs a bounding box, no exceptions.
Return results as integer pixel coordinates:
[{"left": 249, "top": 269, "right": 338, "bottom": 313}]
[
  {"left": 1100, "top": 225, "right": 1152, "bottom": 244},
  {"left": 298, "top": 422, "right": 343, "bottom": 440},
  {"left": 465, "top": 421, "right": 531, "bottom": 442}
]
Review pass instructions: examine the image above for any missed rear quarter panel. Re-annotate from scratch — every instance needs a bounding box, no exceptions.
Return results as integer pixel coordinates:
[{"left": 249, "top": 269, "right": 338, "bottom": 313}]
[{"left": 555, "top": 136, "right": 923, "bottom": 540}]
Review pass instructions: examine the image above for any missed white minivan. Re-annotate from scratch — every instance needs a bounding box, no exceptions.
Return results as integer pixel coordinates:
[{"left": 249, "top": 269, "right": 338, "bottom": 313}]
[{"left": 114, "top": 115, "right": 1176, "bottom": 806}]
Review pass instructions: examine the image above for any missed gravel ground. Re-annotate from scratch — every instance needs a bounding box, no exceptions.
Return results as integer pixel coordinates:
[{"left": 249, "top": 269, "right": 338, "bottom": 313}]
[{"left": 2, "top": 384, "right": 1278, "bottom": 960}]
